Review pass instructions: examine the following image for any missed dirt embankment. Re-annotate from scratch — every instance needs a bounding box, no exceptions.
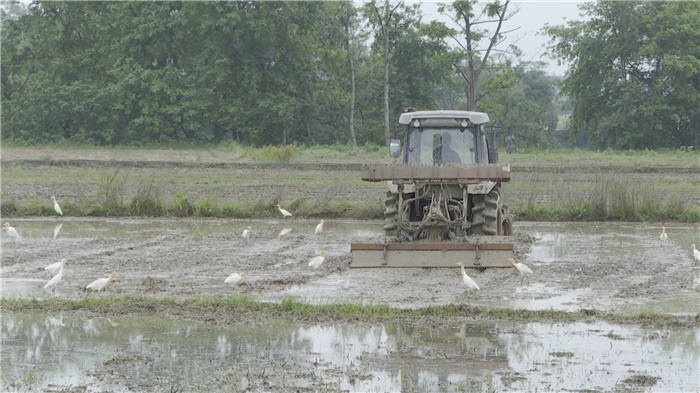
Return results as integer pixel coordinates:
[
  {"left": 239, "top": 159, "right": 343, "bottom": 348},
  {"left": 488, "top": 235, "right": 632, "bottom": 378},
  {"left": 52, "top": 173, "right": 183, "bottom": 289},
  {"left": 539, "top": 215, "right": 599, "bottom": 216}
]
[{"left": 3, "top": 147, "right": 699, "bottom": 213}]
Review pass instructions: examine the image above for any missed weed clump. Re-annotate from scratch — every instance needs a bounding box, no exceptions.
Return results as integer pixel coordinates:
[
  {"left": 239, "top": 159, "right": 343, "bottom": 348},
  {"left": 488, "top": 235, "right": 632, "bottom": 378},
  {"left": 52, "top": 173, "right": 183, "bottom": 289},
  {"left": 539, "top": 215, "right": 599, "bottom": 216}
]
[
  {"left": 171, "top": 190, "right": 193, "bottom": 217},
  {"left": 247, "top": 144, "right": 296, "bottom": 162},
  {"left": 130, "top": 179, "right": 164, "bottom": 216}
]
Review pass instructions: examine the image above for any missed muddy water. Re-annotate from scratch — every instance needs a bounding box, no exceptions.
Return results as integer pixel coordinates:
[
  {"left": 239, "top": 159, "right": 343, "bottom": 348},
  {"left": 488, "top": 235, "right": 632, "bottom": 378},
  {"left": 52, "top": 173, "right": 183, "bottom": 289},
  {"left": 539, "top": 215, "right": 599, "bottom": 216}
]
[
  {"left": 3, "top": 312, "right": 697, "bottom": 392},
  {"left": 2, "top": 218, "right": 699, "bottom": 316}
]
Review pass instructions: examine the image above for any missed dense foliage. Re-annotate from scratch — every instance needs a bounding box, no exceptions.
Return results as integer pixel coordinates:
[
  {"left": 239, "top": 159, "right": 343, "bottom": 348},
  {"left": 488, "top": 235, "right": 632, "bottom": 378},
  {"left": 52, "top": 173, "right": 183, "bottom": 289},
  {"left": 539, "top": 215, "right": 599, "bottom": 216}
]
[
  {"left": 544, "top": 1, "right": 700, "bottom": 149},
  {"left": 1, "top": 1, "right": 564, "bottom": 148}
]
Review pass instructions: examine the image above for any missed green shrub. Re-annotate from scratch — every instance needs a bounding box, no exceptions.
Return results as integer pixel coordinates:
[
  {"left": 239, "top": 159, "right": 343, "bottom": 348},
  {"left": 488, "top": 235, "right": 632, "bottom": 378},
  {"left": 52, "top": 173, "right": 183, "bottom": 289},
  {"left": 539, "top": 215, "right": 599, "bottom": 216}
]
[
  {"left": 247, "top": 144, "right": 296, "bottom": 162},
  {"left": 95, "top": 169, "right": 126, "bottom": 215},
  {"left": 194, "top": 196, "right": 220, "bottom": 217},
  {"left": 130, "top": 179, "right": 163, "bottom": 216},
  {"left": 172, "top": 191, "right": 193, "bottom": 217}
]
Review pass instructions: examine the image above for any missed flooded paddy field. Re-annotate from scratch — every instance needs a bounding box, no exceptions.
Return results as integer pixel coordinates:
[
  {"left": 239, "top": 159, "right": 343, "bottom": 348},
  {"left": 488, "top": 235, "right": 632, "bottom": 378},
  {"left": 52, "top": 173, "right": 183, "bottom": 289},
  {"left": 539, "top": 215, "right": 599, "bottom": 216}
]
[
  {"left": 2, "top": 218, "right": 699, "bottom": 314},
  {"left": 2, "top": 218, "right": 699, "bottom": 391},
  {"left": 3, "top": 312, "right": 697, "bottom": 392}
]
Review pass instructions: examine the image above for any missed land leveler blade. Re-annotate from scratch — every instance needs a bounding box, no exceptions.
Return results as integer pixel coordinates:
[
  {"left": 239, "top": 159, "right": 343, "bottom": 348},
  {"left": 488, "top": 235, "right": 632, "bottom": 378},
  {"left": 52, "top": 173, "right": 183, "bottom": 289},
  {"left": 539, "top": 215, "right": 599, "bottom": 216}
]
[{"left": 350, "top": 237, "right": 515, "bottom": 268}]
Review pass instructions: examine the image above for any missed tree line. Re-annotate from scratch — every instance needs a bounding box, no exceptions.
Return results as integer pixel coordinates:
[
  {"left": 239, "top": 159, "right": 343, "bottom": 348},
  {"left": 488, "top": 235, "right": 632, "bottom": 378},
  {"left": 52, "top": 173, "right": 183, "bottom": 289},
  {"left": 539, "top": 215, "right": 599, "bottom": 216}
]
[{"left": 2, "top": 1, "right": 698, "bottom": 150}]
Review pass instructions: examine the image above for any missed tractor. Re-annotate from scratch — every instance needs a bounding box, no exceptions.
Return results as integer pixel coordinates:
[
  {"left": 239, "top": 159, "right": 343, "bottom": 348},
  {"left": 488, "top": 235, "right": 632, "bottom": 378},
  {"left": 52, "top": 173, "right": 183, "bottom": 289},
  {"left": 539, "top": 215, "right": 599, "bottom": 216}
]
[{"left": 351, "top": 110, "right": 515, "bottom": 268}]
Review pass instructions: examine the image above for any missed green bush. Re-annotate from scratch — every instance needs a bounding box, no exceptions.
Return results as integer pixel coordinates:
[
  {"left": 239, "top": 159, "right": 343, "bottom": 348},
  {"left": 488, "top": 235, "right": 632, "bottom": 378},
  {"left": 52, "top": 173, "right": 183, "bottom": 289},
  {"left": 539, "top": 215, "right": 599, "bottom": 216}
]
[
  {"left": 172, "top": 191, "right": 193, "bottom": 217},
  {"left": 129, "top": 179, "right": 163, "bottom": 216},
  {"left": 247, "top": 144, "right": 296, "bottom": 162},
  {"left": 95, "top": 169, "right": 126, "bottom": 215},
  {"left": 194, "top": 196, "right": 220, "bottom": 217}
]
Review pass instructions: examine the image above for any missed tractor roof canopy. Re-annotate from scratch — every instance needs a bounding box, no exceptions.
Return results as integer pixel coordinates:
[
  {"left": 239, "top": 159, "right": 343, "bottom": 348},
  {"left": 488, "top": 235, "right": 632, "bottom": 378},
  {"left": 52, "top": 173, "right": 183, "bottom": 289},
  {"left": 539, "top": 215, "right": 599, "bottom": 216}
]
[{"left": 399, "top": 110, "right": 490, "bottom": 126}]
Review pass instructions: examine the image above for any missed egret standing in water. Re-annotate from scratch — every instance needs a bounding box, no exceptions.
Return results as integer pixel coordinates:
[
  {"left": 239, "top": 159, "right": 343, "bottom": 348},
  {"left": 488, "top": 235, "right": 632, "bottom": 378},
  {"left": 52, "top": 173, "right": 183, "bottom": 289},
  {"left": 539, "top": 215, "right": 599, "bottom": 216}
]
[
  {"left": 315, "top": 219, "right": 324, "bottom": 235},
  {"left": 692, "top": 243, "right": 700, "bottom": 261},
  {"left": 44, "top": 260, "right": 66, "bottom": 295},
  {"left": 225, "top": 272, "right": 245, "bottom": 286},
  {"left": 308, "top": 251, "right": 326, "bottom": 268},
  {"left": 660, "top": 226, "right": 668, "bottom": 245},
  {"left": 275, "top": 204, "right": 292, "bottom": 218},
  {"left": 86, "top": 271, "right": 118, "bottom": 296},
  {"left": 4, "top": 222, "right": 19, "bottom": 240},
  {"left": 509, "top": 257, "right": 533, "bottom": 285},
  {"left": 242, "top": 226, "right": 251, "bottom": 240},
  {"left": 42, "top": 258, "right": 66, "bottom": 278},
  {"left": 52, "top": 195, "right": 63, "bottom": 216},
  {"left": 455, "top": 262, "right": 480, "bottom": 291}
]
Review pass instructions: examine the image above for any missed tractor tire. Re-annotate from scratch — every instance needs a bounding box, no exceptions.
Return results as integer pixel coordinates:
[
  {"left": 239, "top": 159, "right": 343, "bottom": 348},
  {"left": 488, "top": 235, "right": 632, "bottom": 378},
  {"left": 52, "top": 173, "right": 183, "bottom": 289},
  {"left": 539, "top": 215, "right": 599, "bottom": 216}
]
[
  {"left": 383, "top": 191, "right": 411, "bottom": 239},
  {"left": 383, "top": 191, "right": 399, "bottom": 235},
  {"left": 500, "top": 204, "right": 513, "bottom": 236},
  {"left": 472, "top": 186, "right": 500, "bottom": 236}
]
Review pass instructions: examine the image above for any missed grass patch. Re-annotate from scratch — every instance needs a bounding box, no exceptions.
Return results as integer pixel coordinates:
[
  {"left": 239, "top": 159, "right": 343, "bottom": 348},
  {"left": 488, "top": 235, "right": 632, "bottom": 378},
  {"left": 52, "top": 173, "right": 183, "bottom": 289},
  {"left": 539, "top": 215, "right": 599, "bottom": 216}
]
[
  {"left": 2, "top": 296, "right": 696, "bottom": 329},
  {"left": 129, "top": 178, "right": 164, "bottom": 216},
  {"left": 1, "top": 193, "right": 384, "bottom": 219},
  {"left": 511, "top": 171, "right": 700, "bottom": 223},
  {"left": 245, "top": 144, "right": 296, "bottom": 163},
  {"left": 508, "top": 147, "right": 700, "bottom": 169}
]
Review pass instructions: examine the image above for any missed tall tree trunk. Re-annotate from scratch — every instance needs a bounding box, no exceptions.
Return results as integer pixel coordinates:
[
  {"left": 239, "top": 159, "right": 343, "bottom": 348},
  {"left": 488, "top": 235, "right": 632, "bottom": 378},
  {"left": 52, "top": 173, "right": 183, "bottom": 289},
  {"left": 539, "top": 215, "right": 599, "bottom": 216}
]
[
  {"left": 305, "top": 119, "right": 316, "bottom": 145},
  {"left": 282, "top": 81, "right": 291, "bottom": 147},
  {"left": 282, "top": 20, "right": 290, "bottom": 147},
  {"left": 457, "top": 0, "right": 510, "bottom": 111},
  {"left": 282, "top": 122, "right": 287, "bottom": 147},
  {"left": 464, "top": 10, "right": 477, "bottom": 111},
  {"left": 344, "top": 15, "right": 357, "bottom": 147},
  {"left": 383, "top": 0, "right": 391, "bottom": 145}
]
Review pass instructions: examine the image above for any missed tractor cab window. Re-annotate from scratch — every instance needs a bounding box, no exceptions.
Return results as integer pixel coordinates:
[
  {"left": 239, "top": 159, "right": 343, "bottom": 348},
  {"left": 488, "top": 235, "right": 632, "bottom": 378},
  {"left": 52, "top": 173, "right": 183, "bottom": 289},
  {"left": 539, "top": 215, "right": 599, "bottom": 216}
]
[{"left": 406, "top": 127, "right": 476, "bottom": 165}]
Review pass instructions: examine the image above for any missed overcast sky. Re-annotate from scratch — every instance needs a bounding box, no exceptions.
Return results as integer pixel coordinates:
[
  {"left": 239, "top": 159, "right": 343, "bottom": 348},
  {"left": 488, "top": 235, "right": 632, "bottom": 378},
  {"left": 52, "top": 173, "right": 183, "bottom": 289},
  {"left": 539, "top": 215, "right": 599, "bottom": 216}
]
[{"left": 416, "top": 0, "right": 585, "bottom": 76}]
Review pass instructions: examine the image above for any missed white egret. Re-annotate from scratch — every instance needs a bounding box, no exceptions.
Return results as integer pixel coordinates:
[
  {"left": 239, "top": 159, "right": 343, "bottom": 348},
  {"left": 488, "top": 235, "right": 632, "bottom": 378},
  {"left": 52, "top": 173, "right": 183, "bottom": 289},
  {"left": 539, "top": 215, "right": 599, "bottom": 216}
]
[
  {"left": 42, "top": 258, "right": 66, "bottom": 278},
  {"left": 225, "top": 272, "right": 245, "bottom": 285},
  {"left": 4, "top": 222, "right": 19, "bottom": 240},
  {"left": 86, "top": 271, "right": 118, "bottom": 295},
  {"left": 308, "top": 251, "right": 326, "bottom": 268},
  {"left": 52, "top": 195, "right": 63, "bottom": 216},
  {"left": 275, "top": 204, "right": 292, "bottom": 218},
  {"left": 509, "top": 257, "right": 533, "bottom": 285},
  {"left": 277, "top": 227, "right": 292, "bottom": 239},
  {"left": 242, "top": 226, "right": 251, "bottom": 240},
  {"left": 315, "top": 219, "right": 325, "bottom": 235},
  {"left": 692, "top": 243, "right": 700, "bottom": 261},
  {"left": 53, "top": 223, "right": 63, "bottom": 239},
  {"left": 660, "top": 226, "right": 668, "bottom": 245},
  {"left": 455, "top": 262, "right": 480, "bottom": 291},
  {"left": 44, "top": 260, "right": 66, "bottom": 295}
]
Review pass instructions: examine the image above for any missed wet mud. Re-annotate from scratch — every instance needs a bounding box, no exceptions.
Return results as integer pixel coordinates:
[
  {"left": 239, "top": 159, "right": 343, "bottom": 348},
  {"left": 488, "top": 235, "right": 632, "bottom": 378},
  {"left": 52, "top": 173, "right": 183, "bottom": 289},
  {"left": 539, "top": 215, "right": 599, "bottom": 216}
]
[
  {"left": 2, "top": 218, "right": 698, "bottom": 317},
  {"left": 3, "top": 218, "right": 699, "bottom": 392}
]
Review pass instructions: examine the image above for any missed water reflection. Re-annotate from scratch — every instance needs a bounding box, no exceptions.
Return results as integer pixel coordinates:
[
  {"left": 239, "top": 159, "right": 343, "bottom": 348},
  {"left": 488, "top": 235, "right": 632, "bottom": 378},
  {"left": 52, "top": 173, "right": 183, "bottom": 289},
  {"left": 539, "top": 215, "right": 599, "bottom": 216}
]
[
  {"left": 2, "top": 313, "right": 696, "bottom": 392},
  {"left": 528, "top": 232, "right": 567, "bottom": 263}
]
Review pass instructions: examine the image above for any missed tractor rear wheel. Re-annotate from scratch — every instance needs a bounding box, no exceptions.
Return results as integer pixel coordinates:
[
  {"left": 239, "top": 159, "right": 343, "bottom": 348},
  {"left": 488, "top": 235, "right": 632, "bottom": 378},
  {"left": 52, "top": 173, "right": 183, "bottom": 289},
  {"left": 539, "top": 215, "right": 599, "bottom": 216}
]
[
  {"left": 383, "top": 191, "right": 411, "bottom": 240},
  {"left": 472, "top": 186, "right": 500, "bottom": 236},
  {"left": 500, "top": 204, "right": 513, "bottom": 236},
  {"left": 383, "top": 191, "right": 399, "bottom": 236}
]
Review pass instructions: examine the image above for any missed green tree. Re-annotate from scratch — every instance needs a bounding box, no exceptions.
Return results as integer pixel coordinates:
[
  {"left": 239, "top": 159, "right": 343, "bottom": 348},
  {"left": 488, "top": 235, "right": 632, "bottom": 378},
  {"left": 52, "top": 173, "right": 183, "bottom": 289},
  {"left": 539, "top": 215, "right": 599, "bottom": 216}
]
[
  {"left": 479, "top": 60, "right": 555, "bottom": 148},
  {"left": 544, "top": 1, "right": 700, "bottom": 149},
  {"left": 439, "top": 0, "right": 519, "bottom": 111},
  {"left": 389, "top": 5, "right": 460, "bottom": 113},
  {"left": 365, "top": 0, "right": 403, "bottom": 145},
  {"left": 319, "top": 1, "right": 361, "bottom": 146}
]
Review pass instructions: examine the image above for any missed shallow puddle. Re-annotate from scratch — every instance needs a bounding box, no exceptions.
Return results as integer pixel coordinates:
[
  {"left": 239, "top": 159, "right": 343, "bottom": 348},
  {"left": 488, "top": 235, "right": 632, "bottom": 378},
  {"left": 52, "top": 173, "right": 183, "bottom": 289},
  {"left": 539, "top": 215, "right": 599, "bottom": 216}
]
[{"left": 2, "top": 313, "right": 697, "bottom": 392}]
